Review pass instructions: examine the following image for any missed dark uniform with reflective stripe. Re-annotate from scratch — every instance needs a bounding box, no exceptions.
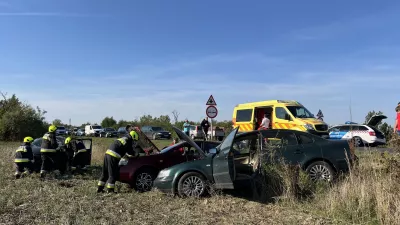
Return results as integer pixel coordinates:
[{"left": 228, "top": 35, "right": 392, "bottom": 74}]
[
  {"left": 97, "top": 134, "right": 137, "bottom": 192},
  {"left": 14, "top": 143, "right": 34, "bottom": 178},
  {"left": 73, "top": 141, "right": 88, "bottom": 170},
  {"left": 40, "top": 132, "right": 58, "bottom": 177}
]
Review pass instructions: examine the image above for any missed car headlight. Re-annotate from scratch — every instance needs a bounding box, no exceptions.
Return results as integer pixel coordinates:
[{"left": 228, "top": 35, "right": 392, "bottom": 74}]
[
  {"left": 157, "top": 169, "right": 170, "bottom": 178},
  {"left": 304, "top": 124, "right": 314, "bottom": 130}
]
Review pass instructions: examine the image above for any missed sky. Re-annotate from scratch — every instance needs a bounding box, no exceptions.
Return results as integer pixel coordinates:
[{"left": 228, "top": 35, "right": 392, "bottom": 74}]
[{"left": 0, "top": 0, "right": 399, "bottom": 126}]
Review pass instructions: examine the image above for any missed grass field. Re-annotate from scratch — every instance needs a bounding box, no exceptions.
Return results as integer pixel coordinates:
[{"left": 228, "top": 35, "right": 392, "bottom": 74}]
[{"left": 0, "top": 137, "right": 399, "bottom": 225}]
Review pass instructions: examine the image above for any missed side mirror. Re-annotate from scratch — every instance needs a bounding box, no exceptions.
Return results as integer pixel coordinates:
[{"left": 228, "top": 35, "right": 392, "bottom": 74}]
[
  {"left": 285, "top": 114, "right": 292, "bottom": 121},
  {"left": 209, "top": 148, "right": 218, "bottom": 154}
]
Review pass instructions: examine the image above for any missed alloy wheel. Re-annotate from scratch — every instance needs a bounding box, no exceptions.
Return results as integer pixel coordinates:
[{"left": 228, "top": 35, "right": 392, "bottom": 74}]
[
  {"left": 182, "top": 176, "right": 205, "bottom": 197},
  {"left": 135, "top": 172, "right": 153, "bottom": 192},
  {"left": 308, "top": 164, "right": 332, "bottom": 182}
]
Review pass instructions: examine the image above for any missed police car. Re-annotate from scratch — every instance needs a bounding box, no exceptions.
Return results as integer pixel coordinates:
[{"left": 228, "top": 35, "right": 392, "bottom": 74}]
[{"left": 328, "top": 115, "right": 387, "bottom": 147}]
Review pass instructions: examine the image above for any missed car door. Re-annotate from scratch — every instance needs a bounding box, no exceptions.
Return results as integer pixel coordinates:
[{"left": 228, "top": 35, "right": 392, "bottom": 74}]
[
  {"left": 261, "top": 130, "right": 301, "bottom": 164},
  {"left": 76, "top": 138, "right": 93, "bottom": 166},
  {"left": 273, "top": 106, "right": 294, "bottom": 129},
  {"left": 212, "top": 127, "right": 239, "bottom": 189}
]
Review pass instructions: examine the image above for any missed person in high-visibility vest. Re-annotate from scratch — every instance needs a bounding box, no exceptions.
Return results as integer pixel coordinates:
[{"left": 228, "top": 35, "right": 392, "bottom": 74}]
[
  {"left": 14, "top": 136, "right": 34, "bottom": 179},
  {"left": 97, "top": 131, "right": 139, "bottom": 193},
  {"left": 40, "top": 125, "right": 59, "bottom": 179}
]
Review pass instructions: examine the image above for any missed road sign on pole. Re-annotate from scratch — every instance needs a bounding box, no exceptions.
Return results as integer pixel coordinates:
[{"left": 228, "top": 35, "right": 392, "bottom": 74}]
[
  {"left": 206, "top": 105, "right": 218, "bottom": 118},
  {"left": 206, "top": 95, "right": 217, "bottom": 105}
]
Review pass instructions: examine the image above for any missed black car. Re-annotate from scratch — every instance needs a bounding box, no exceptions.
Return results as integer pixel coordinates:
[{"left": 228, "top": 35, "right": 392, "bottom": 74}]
[
  {"left": 141, "top": 126, "right": 172, "bottom": 140},
  {"left": 99, "top": 127, "right": 119, "bottom": 138},
  {"left": 31, "top": 136, "right": 93, "bottom": 172}
]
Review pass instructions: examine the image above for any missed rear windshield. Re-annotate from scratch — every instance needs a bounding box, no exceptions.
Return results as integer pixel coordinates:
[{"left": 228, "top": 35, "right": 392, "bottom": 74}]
[{"left": 92, "top": 126, "right": 102, "bottom": 129}]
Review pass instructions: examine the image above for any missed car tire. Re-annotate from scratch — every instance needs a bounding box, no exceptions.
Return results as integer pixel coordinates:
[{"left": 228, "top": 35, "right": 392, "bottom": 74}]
[
  {"left": 306, "top": 161, "right": 335, "bottom": 182},
  {"left": 132, "top": 168, "right": 157, "bottom": 192},
  {"left": 177, "top": 172, "right": 207, "bottom": 198},
  {"left": 352, "top": 136, "right": 364, "bottom": 147}
]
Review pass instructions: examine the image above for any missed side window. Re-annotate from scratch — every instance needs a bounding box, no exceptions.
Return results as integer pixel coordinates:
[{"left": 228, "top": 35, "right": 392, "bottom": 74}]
[
  {"left": 349, "top": 126, "right": 359, "bottom": 131},
  {"left": 298, "top": 133, "right": 314, "bottom": 144},
  {"left": 262, "top": 131, "right": 298, "bottom": 146},
  {"left": 236, "top": 109, "right": 253, "bottom": 122},
  {"left": 232, "top": 134, "right": 258, "bottom": 155},
  {"left": 275, "top": 107, "right": 290, "bottom": 120},
  {"left": 339, "top": 126, "right": 350, "bottom": 132},
  {"left": 359, "top": 126, "right": 368, "bottom": 131},
  {"left": 329, "top": 127, "right": 340, "bottom": 132}
]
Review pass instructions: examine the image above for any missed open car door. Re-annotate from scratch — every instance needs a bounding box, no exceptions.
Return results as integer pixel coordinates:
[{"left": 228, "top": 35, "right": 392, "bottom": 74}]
[
  {"left": 212, "top": 127, "right": 239, "bottom": 189},
  {"left": 133, "top": 127, "right": 160, "bottom": 155},
  {"left": 75, "top": 138, "right": 93, "bottom": 166},
  {"left": 366, "top": 114, "right": 387, "bottom": 127}
]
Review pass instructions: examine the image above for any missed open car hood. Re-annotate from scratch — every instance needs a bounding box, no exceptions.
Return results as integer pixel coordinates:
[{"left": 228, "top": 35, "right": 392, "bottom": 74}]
[
  {"left": 366, "top": 114, "right": 387, "bottom": 127},
  {"left": 172, "top": 126, "right": 205, "bottom": 157},
  {"left": 133, "top": 127, "right": 160, "bottom": 154}
]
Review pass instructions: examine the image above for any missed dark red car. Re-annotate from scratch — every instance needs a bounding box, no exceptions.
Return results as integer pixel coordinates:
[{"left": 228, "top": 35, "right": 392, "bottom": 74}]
[{"left": 118, "top": 128, "right": 220, "bottom": 192}]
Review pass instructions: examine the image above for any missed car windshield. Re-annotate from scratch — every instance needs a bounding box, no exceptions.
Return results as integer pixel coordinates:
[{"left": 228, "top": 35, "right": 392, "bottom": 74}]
[
  {"left": 92, "top": 126, "right": 102, "bottom": 129},
  {"left": 105, "top": 128, "right": 115, "bottom": 131},
  {"left": 152, "top": 127, "right": 163, "bottom": 131},
  {"left": 286, "top": 106, "right": 314, "bottom": 118},
  {"left": 57, "top": 127, "right": 65, "bottom": 130}
]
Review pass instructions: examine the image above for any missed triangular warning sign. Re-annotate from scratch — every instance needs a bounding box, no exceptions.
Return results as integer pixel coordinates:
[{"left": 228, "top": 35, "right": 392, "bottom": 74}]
[{"left": 206, "top": 95, "right": 217, "bottom": 105}]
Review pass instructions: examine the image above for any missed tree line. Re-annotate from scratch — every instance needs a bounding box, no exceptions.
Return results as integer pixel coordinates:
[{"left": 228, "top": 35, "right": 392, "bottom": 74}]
[{"left": 0, "top": 91, "right": 394, "bottom": 141}]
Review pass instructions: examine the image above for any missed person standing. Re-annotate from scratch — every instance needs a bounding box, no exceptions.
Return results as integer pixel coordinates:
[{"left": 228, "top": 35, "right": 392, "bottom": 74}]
[
  {"left": 14, "top": 136, "right": 34, "bottom": 179},
  {"left": 40, "top": 125, "right": 59, "bottom": 179},
  {"left": 183, "top": 120, "right": 191, "bottom": 136},
  {"left": 260, "top": 113, "right": 270, "bottom": 130},
  {"left": 394, "top": 103, "right": 400, "bottom": 136},
  {"left": 97, "top": 131, "right": 139, "bottom": 193},
  {"left": 200, "top": 117, "right": 210, "bottom": 140}
]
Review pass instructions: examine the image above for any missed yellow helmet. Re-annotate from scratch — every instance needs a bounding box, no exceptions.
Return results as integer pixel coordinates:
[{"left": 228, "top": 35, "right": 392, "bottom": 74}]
[
  {"left": 130, "top": 131, "right": 139, "bottom": 141},
  {"left": 23, "top": 136, "right": 34, "bottom": 143},
  {"left": 65, "top": 137, "right": 72, "bottom": 144},
  {"left": 49, "top": 125, "right": 57, "bottom": 132}
]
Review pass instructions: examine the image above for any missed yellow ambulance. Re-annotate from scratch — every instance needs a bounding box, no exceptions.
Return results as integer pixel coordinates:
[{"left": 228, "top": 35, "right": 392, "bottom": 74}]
[{"left": 232, "top": 100, "right": 329, "bottom": 137}]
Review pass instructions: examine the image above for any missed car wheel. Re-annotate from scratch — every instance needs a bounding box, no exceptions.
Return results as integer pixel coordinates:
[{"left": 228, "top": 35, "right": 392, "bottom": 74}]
[
  {"left": 352, "top": 136, "right": 363, "bottom": 147},
  {"left": 306, "top": 161, "right": 334, "bottom": 182},
  {"left": 132, "top": 168, "right": 157, "bottom": 192},
  {"left": 177, "top": 172, "right": 206, "bottom": 198}
]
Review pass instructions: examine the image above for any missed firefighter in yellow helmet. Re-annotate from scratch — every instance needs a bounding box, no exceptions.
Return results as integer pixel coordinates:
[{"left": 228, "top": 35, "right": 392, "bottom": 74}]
[
  {"left": 97, "top": 130, "right": 139, "bottom": 193},
  {"left": 40, "top": 125, "right": 59, "bottom": 179},
  {"left": 14, "top": 136, "right": 34, "bottom": 179},
  {"left": 65, "top": 137, "right": 88, "bottom": 173},
  {"left": 64, "top": 137, "right": 75, "bottom": 172}
]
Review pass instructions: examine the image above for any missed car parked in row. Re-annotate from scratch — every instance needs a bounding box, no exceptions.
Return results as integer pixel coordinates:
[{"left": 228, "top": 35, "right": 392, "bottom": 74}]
[
  {"left": 99, "top": 127, "right": 119, "bottom": 138},
  {"left": 153, "top": 127, "right": 355, "bottom": 198},
  {"left": 118, "top": 127, "right": 220, "bottom": 192},
  {"left": 141, "top": 126, "right": 171, "bottom": 140},
  {"left": 328, "top": 114, "right": 387, "bottom": 147},
  {"left": 56, "top": 126, "right": 66, "bottom": 135}
]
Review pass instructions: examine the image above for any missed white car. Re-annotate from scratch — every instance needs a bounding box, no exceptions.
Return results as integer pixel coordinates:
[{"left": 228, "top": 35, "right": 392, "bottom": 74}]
[
  {"left": 85, "top": 124, "right": 103, "bottom": 137},
  {"left": 328, "top": 114, "right": 387, "bottom": 147}
]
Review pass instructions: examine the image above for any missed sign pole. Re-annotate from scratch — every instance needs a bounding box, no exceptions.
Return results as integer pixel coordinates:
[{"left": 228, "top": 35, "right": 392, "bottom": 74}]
[{"left": 205, "top": 95, "right": 217, "bottom": 141}]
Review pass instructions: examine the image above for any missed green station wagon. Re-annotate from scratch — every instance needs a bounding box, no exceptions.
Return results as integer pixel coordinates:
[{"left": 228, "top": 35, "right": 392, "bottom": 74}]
[{"left": 153, "top": 126, "right": 354, "bottom": 198}]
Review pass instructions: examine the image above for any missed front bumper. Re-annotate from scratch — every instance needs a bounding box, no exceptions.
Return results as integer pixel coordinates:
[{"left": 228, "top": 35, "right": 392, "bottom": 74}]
[
  {"left": 153, "top": 177, "right": 174, "bottom": 194},
  {"left": 307, "top": 130, "right": 329, "bottom": 138}
]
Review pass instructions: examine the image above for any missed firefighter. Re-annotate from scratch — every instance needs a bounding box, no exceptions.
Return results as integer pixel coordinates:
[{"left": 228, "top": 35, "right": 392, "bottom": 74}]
[
  {"left": 72, "top": 139, "right": 88, "bottom": 171},
  {"left": 64, "top": 137, "right": 75, "bottom": 172},
  {"left": 40, "top": 124, "right": 59, "bottom": 179},
  {"left": 97, "top": 130, "right": 139, "bottom": 193},
  {"left": 14, "top": 136, "right": 34, "bottom": 179}
]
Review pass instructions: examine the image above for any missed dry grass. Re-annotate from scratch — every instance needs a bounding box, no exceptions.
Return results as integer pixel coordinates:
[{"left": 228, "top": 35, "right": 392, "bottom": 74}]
[{"left": 0, "top": 139, "right": 327, "bottom": 225}]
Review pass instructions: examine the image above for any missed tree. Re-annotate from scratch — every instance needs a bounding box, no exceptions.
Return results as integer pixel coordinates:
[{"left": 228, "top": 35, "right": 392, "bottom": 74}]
[
  {"left": 101, "top": 116, "right": 117, "bottom": 128},
  {"left": 172, "top": 110, "right": 180, "bottom": 124},
  {"left": 364, "top": 111, "right": 384, "bottom": 127},
  {"left": 52, "top": 119, "right": 62, "bottom": 126},
  {"left": 0, "top": 91, "right": 47, "bottom": 141}
]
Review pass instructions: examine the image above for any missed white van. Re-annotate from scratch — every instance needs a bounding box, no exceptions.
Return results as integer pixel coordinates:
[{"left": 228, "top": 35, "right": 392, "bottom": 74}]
[{"left": 85, "top": 124, "right": 103, "bottom": 137}]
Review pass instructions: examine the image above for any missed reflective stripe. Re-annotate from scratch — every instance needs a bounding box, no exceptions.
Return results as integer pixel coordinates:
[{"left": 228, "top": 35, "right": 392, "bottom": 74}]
[
  {"left": 98, "top": 181, "right": 105, "bottom": 186},
  {"left": 16, "top": 147, "right": 27, "bottom": 152},
  {"left": 40, "top": 148, "right": 56, "bottom": 153},
  {"left": 106, "top": 183, "right": 115, "bottom": 188},
  {"left": 42, "top": 134, "right": 49, "bottom": 140},
  {"left": 77, "top": 149, "right": 87, "bottom": 153},
  {"left": 118, "top": 137, "right": 127, "bottom": 145},
  {"left": 106, "top": 150, "right": 121, "bottom": 159},
  {"left": 15, "top": 158, "right": 30, "bottom": 163}
]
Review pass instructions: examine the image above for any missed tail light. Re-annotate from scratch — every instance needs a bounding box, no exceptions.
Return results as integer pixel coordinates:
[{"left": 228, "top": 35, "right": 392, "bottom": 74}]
[
  {"left": 369, "top": 131, "right": 375, "bottom": 136},
  {"left": 196, "top": 126, "right": 198, "bottom": 132}
]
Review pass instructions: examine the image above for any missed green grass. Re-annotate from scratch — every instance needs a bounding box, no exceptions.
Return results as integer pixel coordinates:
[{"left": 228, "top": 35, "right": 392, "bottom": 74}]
[{"left": 0, "top": 138, "right": 399, "bottom": 224}]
